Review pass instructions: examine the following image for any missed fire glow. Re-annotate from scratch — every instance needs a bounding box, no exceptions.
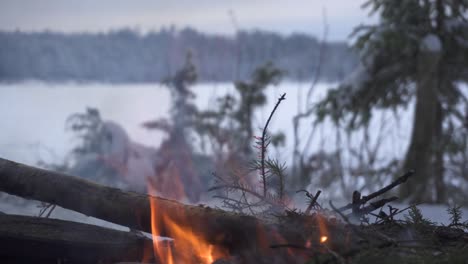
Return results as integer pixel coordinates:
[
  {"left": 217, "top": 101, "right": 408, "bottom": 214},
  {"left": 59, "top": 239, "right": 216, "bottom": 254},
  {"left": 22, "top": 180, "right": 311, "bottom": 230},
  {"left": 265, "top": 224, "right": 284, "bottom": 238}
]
[
  {"left": 316, "top": 213, "right": 330, "bottom": 247},
  {"left": 147, "top": 183, "right": 227, "bottom": 264},
  {"left": 320, "top": 236, "right": 328, "bottom": 243}
]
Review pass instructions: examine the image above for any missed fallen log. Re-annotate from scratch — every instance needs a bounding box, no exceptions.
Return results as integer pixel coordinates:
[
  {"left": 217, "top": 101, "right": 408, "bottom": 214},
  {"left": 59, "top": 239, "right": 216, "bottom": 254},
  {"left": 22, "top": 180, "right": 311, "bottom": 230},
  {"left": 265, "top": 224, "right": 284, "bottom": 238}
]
[
  {"left": 0, "top": 213, "right": 152, "bottom": 263},
  {"left": 0, "top": 158, "right": 306, "bottom": 254}
]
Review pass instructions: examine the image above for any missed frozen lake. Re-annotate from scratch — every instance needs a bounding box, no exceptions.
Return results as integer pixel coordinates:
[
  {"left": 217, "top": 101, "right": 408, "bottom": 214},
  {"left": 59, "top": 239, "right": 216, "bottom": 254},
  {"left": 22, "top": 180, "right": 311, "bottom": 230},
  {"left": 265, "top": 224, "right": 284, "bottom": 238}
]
[{"left": 0, "top": 81, "right": 412, "bottom": 167}]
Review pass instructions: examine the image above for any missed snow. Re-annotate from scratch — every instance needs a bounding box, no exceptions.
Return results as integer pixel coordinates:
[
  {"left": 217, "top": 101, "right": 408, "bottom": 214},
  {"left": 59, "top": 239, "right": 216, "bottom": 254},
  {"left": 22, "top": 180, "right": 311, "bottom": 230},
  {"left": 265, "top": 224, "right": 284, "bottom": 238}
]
[{"left": 421, "top": 34, "right": 442, "bottom": 52}]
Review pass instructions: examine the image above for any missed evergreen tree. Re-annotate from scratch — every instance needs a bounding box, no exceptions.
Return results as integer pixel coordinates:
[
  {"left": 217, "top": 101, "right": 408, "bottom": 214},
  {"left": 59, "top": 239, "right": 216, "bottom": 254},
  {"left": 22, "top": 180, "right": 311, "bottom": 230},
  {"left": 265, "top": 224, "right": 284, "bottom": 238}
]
[
  {"left": 316, "top": 0, "right": 468, "bottom": 203},
  {"left": 195, "top": 62, "right": 284, "bottom": 175},
  {"left": 233, "top": 62, "right": 283, "bottom": 156},
  {"left": 142, "top": 51, "right": 203, "bottom": 202}
]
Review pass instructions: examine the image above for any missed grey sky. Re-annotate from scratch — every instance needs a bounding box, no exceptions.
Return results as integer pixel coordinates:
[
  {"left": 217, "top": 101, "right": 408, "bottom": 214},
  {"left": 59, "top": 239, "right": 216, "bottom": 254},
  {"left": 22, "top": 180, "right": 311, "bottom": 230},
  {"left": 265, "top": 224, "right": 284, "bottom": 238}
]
[{"left": 0, "top": 0, "right": 375, "bottom": 41}]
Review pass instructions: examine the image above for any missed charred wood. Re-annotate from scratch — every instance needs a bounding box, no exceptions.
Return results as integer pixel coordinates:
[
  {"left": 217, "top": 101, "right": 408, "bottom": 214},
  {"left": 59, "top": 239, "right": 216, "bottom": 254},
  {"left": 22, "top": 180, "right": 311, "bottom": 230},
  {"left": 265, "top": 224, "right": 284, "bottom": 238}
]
[{"left": 0, "top": 158, "right": 306, "bottom": 254}]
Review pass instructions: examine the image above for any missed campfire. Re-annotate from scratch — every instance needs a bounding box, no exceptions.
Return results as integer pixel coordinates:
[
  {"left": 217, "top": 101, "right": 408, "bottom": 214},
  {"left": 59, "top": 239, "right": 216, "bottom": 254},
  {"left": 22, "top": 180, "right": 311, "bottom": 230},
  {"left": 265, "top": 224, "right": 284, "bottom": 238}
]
[
  {"left": 0, "top": 158, "right": 467, "bottom": 263},
  {"left": 147, "top": 182, "right": 228, "bottom": 264},
  {"left": 0, "top": 157, "right": 336, "bottom": 263}
]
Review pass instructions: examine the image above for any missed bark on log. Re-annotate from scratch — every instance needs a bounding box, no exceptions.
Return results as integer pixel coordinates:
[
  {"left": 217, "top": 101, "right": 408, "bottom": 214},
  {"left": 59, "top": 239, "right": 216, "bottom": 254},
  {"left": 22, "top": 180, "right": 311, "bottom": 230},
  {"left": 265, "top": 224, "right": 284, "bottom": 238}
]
[
  {"left": 0, "top": 158, "right": 305, "bottom": 253},
  {"left": 0, "top": 213, "right": 152, "bottom": 263}
]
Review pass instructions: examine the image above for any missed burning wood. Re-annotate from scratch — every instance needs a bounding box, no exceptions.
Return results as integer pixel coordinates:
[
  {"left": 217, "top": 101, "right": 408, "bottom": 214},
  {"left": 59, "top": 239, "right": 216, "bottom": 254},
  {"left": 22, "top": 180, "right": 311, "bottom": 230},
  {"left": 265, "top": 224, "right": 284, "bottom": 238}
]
[
  {"left": 147, "top": 183, "right": 229, "bottom": 263},
  {"left": 0, "top": 158, "right": 310, "bottom": 260},
  {"left": 1, "top": 157, "right": 466, "bottom": 263}
]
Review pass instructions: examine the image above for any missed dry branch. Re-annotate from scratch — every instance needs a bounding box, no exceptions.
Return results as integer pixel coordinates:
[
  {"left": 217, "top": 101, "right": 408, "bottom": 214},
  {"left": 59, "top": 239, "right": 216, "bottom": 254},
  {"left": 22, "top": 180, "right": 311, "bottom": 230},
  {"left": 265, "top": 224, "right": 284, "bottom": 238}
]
[
  {"left": 0, "top": 158, "right": 427, "bottom": 262},
  {"left": 338, "top": 170, "right": 415, "bottom": 212},
  {"left": 0, "top": 158, "right": 305, "bottom": 254}
]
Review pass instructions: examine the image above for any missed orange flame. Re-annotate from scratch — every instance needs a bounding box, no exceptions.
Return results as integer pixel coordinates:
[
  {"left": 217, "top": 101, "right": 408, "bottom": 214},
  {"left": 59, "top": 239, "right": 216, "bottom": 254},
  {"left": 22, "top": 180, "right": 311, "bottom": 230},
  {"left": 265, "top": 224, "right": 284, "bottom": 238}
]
[
  {"left": 317, "top": 214, "right": 329, "bottom": 241},
  {"left": 320, "top": 236, "right": 328, "bottom": 243},
  {"left": 148, "top": 183, "right": 226, "bottom": 264},
  {"left": 308, "top": 213, "right": 330, "bottom": 252}
]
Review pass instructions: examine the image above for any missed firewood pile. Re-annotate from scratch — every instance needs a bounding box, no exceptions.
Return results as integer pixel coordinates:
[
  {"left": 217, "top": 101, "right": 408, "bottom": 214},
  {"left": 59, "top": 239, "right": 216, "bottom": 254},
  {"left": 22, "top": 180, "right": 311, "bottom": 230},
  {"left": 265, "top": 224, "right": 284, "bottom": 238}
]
[{"left": 0, "top": 158, "right": 467, "bottom": 264}]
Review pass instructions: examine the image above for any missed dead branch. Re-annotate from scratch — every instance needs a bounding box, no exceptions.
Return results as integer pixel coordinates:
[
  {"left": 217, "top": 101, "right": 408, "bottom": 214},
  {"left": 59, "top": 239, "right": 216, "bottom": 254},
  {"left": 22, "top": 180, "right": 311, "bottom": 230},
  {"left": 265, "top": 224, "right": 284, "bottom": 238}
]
[
  {"left": 0, "top": 157, "right": 305, "bottom": 253},
  {"left": 338, "top": 170, "right": 415, "bottom": 212},
  {"left": 349, "top": 196, "right": 399, "bottom": 217}
]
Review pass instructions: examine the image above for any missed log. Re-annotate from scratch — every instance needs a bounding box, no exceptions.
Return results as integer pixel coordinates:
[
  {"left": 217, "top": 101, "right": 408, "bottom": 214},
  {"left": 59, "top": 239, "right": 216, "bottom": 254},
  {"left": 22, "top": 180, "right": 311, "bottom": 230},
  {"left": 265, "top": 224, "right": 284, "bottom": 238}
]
[
  {"left": 0, "top": 158, "right": 305, "bottom": 253},
  {"left": 0, "top": 213, "right": 152, "bottom": 263}
]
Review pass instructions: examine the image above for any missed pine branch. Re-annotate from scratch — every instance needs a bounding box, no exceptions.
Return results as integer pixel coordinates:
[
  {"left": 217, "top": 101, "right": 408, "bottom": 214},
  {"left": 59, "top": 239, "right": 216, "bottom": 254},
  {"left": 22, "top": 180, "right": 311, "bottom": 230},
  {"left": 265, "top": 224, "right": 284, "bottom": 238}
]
[{"left": 260, "top": 93, "right": 286, "bottom": 197}]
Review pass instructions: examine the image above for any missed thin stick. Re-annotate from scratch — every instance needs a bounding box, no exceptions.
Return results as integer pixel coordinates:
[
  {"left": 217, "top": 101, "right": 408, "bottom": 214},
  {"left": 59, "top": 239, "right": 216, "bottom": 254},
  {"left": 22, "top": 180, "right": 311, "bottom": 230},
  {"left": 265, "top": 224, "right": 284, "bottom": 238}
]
[
  {"left": 329, "top": 201, "right": 351, "bottom": 225},
  {"left": 362, "top": 171, "right": 414, "bottom": 203},
  {"left": 338, "top": 170, "right": 415, "bottom": 211},
  {"left": 260, "top": 93, "right": 286, "bottom": 197},
  {"left": 348, "top": 197, "right": 399, "bottom": 217},
  {"left": 45, "top": 204, "right": 56, "bottom": 218},
  {"left": 305, "top": 190, "right": 322, "bottom": 214}
]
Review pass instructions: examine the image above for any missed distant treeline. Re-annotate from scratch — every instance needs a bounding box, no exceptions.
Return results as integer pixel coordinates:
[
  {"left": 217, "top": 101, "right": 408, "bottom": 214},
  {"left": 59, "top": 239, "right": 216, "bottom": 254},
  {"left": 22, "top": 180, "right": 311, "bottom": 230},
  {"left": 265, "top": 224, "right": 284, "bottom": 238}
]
[{"left": 0, "top": 27, "right": 358, "bottom": 83}]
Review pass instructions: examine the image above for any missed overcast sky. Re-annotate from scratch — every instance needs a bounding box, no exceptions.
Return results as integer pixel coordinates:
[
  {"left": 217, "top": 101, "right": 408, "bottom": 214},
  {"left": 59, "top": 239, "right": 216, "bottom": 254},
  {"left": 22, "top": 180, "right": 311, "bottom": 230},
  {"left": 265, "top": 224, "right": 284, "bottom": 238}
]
[{"left": 0, "top": 0, "right": 375, "bottom": 41}]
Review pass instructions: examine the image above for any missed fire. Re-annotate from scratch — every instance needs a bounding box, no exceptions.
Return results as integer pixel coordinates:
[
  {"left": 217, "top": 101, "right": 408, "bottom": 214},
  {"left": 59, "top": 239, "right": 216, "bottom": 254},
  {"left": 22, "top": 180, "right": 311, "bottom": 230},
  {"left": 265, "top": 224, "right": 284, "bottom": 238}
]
[
  {"left": 148, "top": 183, "right": 227, "bottom": 264},
  {"left": 304, "top": 215, "right": 330, "bottom": 250},
  {"left": 320, "top": 236, "right": 328, "bottom": 243}
]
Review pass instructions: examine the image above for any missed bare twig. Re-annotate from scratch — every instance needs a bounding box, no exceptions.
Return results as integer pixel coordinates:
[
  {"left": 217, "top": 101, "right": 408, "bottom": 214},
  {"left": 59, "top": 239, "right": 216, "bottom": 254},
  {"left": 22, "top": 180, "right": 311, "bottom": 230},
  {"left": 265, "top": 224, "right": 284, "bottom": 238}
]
[
  {"left": 38, "top": 203, "right": 56, "bottom": 218},
  {"left": 348, "top": 196, "right": 399, "bottom": 218},
  {"left": 259, "top": 93, "right": 286, "bottom": 197},
  {"left": 45, "top": 204, "right": 56, "bottom": 218},
  {"left": 209, "top": 184, "right": 281, "bottom": 208},
  {"left": 305, "top": 190, "right": 322, "bottom": 214},
  {"left": 338, "top": 170, "right": 415, "bottom": 212},
  {"left": 352, "top": 190, "right": 361, "bottom": 216},
  {"left": 329, "top": 200, "right": 351, "bottom": 224},
  {"left": 361, "top": 170, "right": 414, "bottom": 203},
  {"left": 306, "top": 7, "right": 329, "bottom": 107},
  {"left": 291, "top": 8, "right": 328, "bottom": 180}
]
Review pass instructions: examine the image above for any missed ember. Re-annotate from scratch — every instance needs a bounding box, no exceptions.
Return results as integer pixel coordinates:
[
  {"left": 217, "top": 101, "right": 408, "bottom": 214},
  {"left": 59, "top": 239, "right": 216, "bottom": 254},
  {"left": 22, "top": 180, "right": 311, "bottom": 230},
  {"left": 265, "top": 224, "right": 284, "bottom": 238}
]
[
  {"left": 320, "top": 236, "right": 328, "bottom": 243},
  {"left": 317, "top": 214, "right": 330, "bottom": 245}
]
